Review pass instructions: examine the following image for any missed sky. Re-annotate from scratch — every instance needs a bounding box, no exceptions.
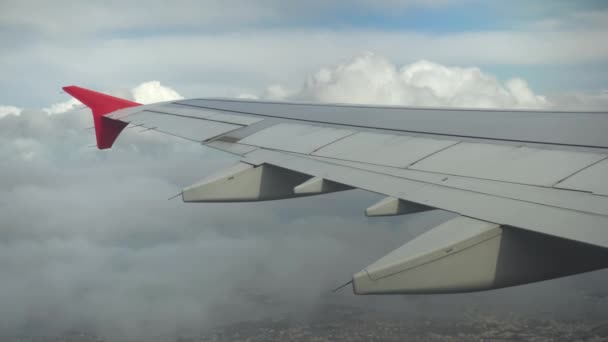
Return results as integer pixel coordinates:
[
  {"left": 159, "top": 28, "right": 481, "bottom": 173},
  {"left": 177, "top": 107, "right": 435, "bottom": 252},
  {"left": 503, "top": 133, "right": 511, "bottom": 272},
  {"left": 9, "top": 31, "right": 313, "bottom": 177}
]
[
  {"left": 0, "top": 1, "right": 607, "bottom": 340},
  {"left": 1, "top": 0, "right": 608, "bottom": 108}
]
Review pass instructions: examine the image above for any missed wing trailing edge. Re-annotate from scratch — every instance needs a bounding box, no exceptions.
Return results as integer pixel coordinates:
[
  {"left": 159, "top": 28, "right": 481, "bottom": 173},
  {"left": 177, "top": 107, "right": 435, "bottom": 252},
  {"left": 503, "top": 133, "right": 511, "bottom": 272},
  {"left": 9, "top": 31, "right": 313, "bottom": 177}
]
[{"left": 63, "top": 86, "right": 140, "bottom": 149}]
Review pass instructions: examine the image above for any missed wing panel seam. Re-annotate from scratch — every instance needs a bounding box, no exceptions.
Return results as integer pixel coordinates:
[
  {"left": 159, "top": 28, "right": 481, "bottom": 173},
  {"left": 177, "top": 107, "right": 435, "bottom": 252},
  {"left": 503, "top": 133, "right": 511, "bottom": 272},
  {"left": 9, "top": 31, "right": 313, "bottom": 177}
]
[
  {"left": 552, "top": 155, "right": 608, "bottom": 187},
  {"left": 406, "top": 141, "right": 462, "bottom": 168}
]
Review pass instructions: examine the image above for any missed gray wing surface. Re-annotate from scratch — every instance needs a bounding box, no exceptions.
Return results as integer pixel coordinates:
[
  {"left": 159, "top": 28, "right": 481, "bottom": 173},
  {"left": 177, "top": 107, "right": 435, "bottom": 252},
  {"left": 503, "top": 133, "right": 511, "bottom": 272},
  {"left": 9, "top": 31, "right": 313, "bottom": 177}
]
[{"left": 97, "top": 96, "right": 608, "bottom": 294}]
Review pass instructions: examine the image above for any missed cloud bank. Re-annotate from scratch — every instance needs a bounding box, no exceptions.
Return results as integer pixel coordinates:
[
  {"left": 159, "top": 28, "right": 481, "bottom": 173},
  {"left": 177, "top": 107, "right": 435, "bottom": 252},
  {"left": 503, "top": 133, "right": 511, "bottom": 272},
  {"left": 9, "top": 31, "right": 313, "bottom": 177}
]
[
  {"left": 131, "top": 81, "right": 184, "bottom": 104},
  {"left": 261, "top": 53, "right": 550, "bottom": 109},
  {"left": 0, "top": 105, "right": 22, "bottom": 118},
  {"left": 0, "top": 57, "right": 606, "bottom": 341}
]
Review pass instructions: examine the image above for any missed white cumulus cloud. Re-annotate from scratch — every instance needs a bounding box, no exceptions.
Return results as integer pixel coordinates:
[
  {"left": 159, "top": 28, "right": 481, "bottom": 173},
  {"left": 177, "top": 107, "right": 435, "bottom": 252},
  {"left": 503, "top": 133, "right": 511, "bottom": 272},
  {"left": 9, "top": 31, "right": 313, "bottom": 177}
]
[
  {"left": 0, "top": 105, "right": 22, "bottom": 118},
  {"left": 131, "top": 81, "right": 183, "bottom": 104},
  {"left": 43, "top": 97, "right": 82, "bottom": 115},
  {"left": 281, "top": 53, "right": 550, "bottom": 109}
]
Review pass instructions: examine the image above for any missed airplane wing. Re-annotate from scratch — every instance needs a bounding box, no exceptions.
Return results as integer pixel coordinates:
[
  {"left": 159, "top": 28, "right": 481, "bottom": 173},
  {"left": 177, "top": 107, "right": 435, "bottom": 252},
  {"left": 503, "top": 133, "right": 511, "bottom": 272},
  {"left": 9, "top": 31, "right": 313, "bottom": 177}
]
[{"left": 63, "top": 85, "right": 608, "bottom": 295}]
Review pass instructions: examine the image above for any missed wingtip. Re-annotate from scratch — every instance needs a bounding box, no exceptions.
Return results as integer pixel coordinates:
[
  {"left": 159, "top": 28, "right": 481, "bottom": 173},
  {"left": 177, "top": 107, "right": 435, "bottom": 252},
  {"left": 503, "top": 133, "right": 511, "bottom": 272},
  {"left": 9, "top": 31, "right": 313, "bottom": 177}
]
[
  {"left": 61, "top": 85, "right": 140, "bottom": 114},
  {"left": 62, "top": 85, "right": 138, "bottom": 149}
]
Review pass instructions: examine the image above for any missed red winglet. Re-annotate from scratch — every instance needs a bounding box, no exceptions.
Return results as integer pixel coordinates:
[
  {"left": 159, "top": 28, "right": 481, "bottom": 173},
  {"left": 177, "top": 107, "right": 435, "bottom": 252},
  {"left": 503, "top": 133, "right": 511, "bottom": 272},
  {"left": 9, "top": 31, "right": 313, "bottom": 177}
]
[{"left": 63, "top": 85, "right": 141, "bottom": 149}]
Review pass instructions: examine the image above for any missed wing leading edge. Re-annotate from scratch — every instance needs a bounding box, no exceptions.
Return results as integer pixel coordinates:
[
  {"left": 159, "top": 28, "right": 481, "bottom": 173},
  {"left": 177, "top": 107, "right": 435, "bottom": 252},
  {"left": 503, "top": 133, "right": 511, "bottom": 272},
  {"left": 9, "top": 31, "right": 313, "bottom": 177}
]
[{"left": 64, "top": 85, "right": 608, "bottom": 295}]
